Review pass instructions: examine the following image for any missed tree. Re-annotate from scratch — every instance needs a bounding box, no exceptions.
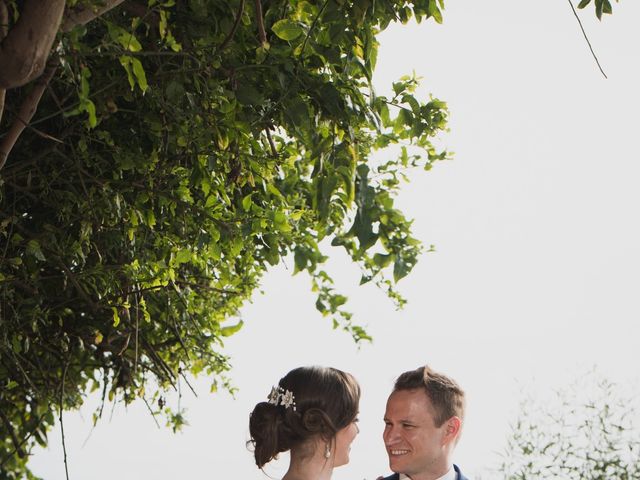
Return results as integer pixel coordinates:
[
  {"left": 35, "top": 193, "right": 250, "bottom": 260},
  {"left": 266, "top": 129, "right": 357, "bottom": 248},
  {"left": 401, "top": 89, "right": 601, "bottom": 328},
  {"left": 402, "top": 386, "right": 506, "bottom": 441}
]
[
  {"left": 497, "top": 371, "right": 640, "bottom": 479},
  {"left": 0, "top": 1, "right": 450, "bottom": 477}
]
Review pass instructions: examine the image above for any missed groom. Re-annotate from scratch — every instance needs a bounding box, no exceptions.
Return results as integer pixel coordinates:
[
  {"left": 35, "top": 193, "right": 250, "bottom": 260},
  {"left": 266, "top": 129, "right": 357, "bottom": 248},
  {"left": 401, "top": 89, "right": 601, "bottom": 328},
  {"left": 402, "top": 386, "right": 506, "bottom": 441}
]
[{"left": 379, "top": 365, "right": 468, "bottom": 480}]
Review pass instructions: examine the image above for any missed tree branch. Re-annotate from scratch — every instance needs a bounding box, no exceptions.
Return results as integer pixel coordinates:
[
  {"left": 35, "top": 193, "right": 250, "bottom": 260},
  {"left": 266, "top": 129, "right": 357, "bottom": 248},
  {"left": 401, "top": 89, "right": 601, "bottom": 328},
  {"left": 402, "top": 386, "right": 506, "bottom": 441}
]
[
  {"left": 59, "top": 360, "right": 71, "bottom": 480},
  {"left": 0, "top": 413, "right": 48, "bottom": 468},
  {"left": 122, "top": 1, "right": 160, "bottom": 26},
  {"left": 0, "top": 56, "right": 58, "bottom": 171},
  {"left": 140, "top": 336, "right": 177, "bottom": 388},
  {"left": 0, "top": 86, "right": 5, "bottom": 126},
  {"left": 0, "top": 407, "right": 26, "bottom": 458},
  {"left": 0, "top": 0, "right": 9, "bottom": 124},
  {"left": 265, "top": 127, "right": 277, "bottom": 157},
  {"left": 54, "top": 255, "right": 100, "bottom": 314},
  {"left": 0, "top": 1, "right": 7, "bottom": 38},
  {"left": 254, "top": 0, "right": 267, "bottom": 46},
  {"left": 0, "top": 0, "right": 65, "bottom": 89},
  {"left": 61, "top": 0, "right": 127, "bottom": 33},
  {"left": 218, "top": 0, "right": 245, "bottom": 52},
  {"left": 567, "top": 0, "right": 607, "bottom": 79}
]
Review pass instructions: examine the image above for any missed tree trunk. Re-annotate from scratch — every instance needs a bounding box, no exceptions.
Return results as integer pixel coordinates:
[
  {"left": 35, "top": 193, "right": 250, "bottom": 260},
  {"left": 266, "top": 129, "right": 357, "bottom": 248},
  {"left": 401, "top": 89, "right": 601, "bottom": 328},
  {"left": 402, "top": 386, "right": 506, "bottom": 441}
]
[{"left": 0, "top": 0, "right": 65, "bottom": 89}]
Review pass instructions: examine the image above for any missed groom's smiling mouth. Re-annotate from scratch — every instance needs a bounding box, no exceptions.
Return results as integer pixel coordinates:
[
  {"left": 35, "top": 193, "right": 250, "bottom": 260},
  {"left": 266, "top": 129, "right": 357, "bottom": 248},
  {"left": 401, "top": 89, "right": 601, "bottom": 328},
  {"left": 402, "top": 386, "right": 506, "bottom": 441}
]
[{"left": 389, "top": 449, "right": 410, "bottom": 455}]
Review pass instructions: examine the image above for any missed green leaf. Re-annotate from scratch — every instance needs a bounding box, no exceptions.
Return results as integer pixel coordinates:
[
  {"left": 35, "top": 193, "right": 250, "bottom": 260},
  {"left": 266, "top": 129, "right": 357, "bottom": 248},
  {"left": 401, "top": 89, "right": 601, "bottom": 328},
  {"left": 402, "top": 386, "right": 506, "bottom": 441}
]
[
  {"left": 175, "top": 249, "right": 191, "bottom": 264},
  {"left": 294, "top": 248, "right": 307, "bottom": 273},
  {"left": 577, "top": 0, "right": 591, "bottom": 8},
  {"left": 7, "top": 257, "right": 22, "bottom": 266},
  {"left": 373, "top": 253, "right": 393, "bottom": 268},
  {"left": 393, "top": 256, "right": 411, "bottom": 282},
  {"left": 112, "top": 307, "right": 121, "bottom": 327},
  {"left": 119, "top": 55, "right": 148, "bottom": 92},
  {"left": 130, "top": 57, "right": 148, "bottom": 92},
  {"left": 220, "top": 320, "right": 244, "bottom": 337},
  {"left": 85, "top": 99, "right": 97, "bottom": 127},
  {"left": 272, "top": 19, "right": 303, "bottom": 41},
  {"left": 428, "top": 2, "right": 443, "bottom": 24},
  {"left": 235, "top": 84, "right": 264, "bottom": 105},
  {"left": 120, "top": 32, "right": 142, "bottom": 51},
  {"left": 159, "top": 10, "right": 168, "bottom": 39},
  {"left": 273, "top": 210, "right": 291, "bottom": 232},
  {"left": 242, "top": 193, "right": 253, "bottom": 211},
  {"left": 267, "top": 183, "right": 284, "bottom": 199},
  {"left": 289, "top": 210, "right": 303, "bottom": 221},
  {"left": 26, "top": 239, "right": 46, "bottom": 261}
]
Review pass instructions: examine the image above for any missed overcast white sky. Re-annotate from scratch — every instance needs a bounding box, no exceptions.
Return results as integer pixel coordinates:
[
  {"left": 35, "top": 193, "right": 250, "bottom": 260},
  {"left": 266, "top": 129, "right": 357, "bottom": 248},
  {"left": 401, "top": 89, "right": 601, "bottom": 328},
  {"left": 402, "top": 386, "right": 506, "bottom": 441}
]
[{"left": 30, "top": 2, "right": 640, "bottom": 479}]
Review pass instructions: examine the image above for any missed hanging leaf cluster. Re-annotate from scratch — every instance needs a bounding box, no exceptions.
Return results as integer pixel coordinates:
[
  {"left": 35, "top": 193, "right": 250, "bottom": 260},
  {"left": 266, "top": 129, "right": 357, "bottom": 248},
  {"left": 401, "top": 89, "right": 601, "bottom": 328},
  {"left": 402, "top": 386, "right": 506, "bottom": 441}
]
[{"left": 577, "top": 0, "right": 619, "bottom": 19}]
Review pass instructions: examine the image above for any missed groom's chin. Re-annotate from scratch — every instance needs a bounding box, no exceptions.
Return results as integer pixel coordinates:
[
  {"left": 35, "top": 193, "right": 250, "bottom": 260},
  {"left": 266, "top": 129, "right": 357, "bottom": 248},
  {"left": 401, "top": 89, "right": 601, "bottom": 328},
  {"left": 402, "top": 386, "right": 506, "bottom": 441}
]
[{"left": 388, "top": 456, "right": 407, "bottom": 473}]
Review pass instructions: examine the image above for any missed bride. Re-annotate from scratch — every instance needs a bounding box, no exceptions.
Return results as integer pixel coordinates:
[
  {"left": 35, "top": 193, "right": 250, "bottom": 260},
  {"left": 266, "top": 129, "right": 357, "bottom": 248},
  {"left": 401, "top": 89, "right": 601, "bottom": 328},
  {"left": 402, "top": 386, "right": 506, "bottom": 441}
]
[{"left": 249, "top": 366, "right": 361, "bottom": 480}]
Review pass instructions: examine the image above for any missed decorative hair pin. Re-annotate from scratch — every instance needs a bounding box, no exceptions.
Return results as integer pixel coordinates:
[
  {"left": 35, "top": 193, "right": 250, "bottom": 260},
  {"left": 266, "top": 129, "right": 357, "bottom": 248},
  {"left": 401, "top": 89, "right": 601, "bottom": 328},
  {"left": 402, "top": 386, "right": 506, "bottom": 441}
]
[{"left": 267, "top": 386, "right": 297, "bottom": 411}]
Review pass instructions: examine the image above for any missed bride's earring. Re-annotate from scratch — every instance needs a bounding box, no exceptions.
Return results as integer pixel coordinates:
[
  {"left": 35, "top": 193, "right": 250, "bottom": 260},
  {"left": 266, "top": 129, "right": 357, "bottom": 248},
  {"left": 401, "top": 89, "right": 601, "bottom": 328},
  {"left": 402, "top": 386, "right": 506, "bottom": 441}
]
[{"left": 324, "top": 443, "right": 331, "bottom": 459}]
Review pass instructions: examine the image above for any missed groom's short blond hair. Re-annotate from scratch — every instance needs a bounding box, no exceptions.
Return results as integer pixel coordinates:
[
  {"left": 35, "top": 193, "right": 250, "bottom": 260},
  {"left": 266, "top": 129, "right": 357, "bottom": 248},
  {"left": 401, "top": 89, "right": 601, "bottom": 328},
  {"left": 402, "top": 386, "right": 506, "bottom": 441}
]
[{"left": 393, "top": 365, "right": 465, "bottom": 427}]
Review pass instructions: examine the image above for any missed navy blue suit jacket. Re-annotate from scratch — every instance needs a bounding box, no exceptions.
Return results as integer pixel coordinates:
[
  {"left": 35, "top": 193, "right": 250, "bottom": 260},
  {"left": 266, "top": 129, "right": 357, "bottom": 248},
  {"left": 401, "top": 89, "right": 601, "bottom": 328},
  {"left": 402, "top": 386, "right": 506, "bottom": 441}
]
[{"left": 381, "top": 464, "right": 468, "bottom": 480}]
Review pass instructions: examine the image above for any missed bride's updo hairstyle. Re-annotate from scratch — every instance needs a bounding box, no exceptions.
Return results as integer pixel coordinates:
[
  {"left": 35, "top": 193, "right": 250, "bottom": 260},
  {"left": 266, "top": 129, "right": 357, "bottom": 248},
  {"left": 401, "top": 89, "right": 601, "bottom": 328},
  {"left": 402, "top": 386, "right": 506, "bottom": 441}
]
[{"left": 249, "top": 366, "right": 360, "bottom": 468}]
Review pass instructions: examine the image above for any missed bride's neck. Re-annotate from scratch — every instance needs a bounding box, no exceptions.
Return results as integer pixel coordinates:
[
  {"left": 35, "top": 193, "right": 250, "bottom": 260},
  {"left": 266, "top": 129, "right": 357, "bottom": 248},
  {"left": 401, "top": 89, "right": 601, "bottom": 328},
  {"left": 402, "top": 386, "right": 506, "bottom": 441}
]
[{"left": 282, "top": 443, "right": 334, "bottom": 480}]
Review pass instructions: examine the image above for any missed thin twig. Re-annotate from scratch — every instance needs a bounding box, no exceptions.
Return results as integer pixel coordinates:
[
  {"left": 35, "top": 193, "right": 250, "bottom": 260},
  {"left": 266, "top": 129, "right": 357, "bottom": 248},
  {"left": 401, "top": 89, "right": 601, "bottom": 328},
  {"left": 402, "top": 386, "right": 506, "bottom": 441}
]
[
  {"left": 0, "top": 89, "right": 5, "bottom": 130},
  {"left": 265, "top": 128, "right": 277, "bottom": 157},
  {"left": 567, "top": 0, "right": 607, "bottom": 79},
  {"left": 54, "top": 256, "right": 99, "bottom": 313},
  {"left": 26, "top": 123, "right": 64, "bottom": 143},
  {"left": 179, "top": 370, "right": 198, "bottom": 398},
  {"left": 300, "top": 0, "right": 330, "bottom": 56},
  {"left": 0, "top": 407, "right": 26, "bottom": 458},
  {"left": 81, "top": 50, "right": 191, "bottom": 58},
  {"left": 174, "top": 280, "right": 239, "bottom": 294},
  {"left": 61, "top": 0, "right": 126, "bottom": 32},
  {"left": 170, "top": 316, "right": 191, "bottom": 362},
  {"left": 140, "top": 336, "right": 177, "bottom": 389},
  {"left": 59, "top": 360, "right": 71, "bottom": 480},
  {"left": 122, "top": 1, "right": 160, "bottom": 26},
  {"left": 254, "top": 0, "right": 267, "bottom": 46},
  {"left": 0, "top": 412, "right": 47, "bottom": 468},
  {"left": 218, "top": 0, "right": 245, "bottom": 52},
  {"left": 97, "top": 371, "right": 109, "bottom": 420},
  {"left": 134, "top": 292, "right": 139, "bottom": 375},
  {"left": 6, "top": 349, "right": 39, "bottom": 394},
  {"left": 141, "top": 396, "right": 161, "bottom": 428}
]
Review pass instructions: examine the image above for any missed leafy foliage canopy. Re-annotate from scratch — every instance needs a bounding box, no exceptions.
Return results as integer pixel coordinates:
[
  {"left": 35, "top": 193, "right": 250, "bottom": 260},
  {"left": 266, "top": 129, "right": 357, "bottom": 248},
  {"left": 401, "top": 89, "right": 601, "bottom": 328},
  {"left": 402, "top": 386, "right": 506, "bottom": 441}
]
[{"left": 0, "top": 0, "right": 449, "bottom": 476}]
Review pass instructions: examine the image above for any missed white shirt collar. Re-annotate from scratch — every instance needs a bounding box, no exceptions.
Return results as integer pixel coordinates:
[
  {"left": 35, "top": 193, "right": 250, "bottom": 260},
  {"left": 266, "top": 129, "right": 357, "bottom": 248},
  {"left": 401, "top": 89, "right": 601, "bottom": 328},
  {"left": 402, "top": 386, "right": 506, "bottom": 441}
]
[{"left": 399, "top": 466, "right": 456, "bottom": 480}]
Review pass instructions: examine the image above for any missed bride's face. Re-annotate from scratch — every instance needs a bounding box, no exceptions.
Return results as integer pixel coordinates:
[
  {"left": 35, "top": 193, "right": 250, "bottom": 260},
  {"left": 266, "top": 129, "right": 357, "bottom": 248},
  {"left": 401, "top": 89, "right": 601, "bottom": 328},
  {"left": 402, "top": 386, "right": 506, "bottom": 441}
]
[{"left": 333, "top": 419, "right": 360, "bottom": 467}]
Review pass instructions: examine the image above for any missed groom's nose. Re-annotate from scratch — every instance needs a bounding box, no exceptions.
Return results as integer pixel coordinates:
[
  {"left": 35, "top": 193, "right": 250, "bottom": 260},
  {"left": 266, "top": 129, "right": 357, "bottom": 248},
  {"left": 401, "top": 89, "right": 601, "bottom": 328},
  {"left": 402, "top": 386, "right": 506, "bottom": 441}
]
[{"left": 383, "top": 424, "right": 400, "bottom": 444}]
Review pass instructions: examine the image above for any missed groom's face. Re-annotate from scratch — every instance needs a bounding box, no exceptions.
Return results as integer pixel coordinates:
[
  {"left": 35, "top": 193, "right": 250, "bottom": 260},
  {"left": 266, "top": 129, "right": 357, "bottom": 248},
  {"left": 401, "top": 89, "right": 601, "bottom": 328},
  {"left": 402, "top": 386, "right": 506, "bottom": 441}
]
[{"left": 383, "top": 389, "right": 448, "bottom": 478}]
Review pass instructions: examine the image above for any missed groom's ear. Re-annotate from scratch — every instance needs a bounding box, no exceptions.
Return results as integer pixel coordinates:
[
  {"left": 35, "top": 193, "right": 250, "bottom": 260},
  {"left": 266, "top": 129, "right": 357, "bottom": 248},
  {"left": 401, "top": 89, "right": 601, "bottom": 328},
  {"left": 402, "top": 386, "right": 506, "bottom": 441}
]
[{"left": 443, "top": 416, "right": 462, "bottom": 444}]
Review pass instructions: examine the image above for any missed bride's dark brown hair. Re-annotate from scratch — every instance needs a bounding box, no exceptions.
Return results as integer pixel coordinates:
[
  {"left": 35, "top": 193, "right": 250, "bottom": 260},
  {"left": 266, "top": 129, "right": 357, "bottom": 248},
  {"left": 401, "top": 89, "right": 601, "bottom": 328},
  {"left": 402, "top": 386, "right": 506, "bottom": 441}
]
[{"left": 248, "top": 366, "right": 360, "bottom": 468}]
